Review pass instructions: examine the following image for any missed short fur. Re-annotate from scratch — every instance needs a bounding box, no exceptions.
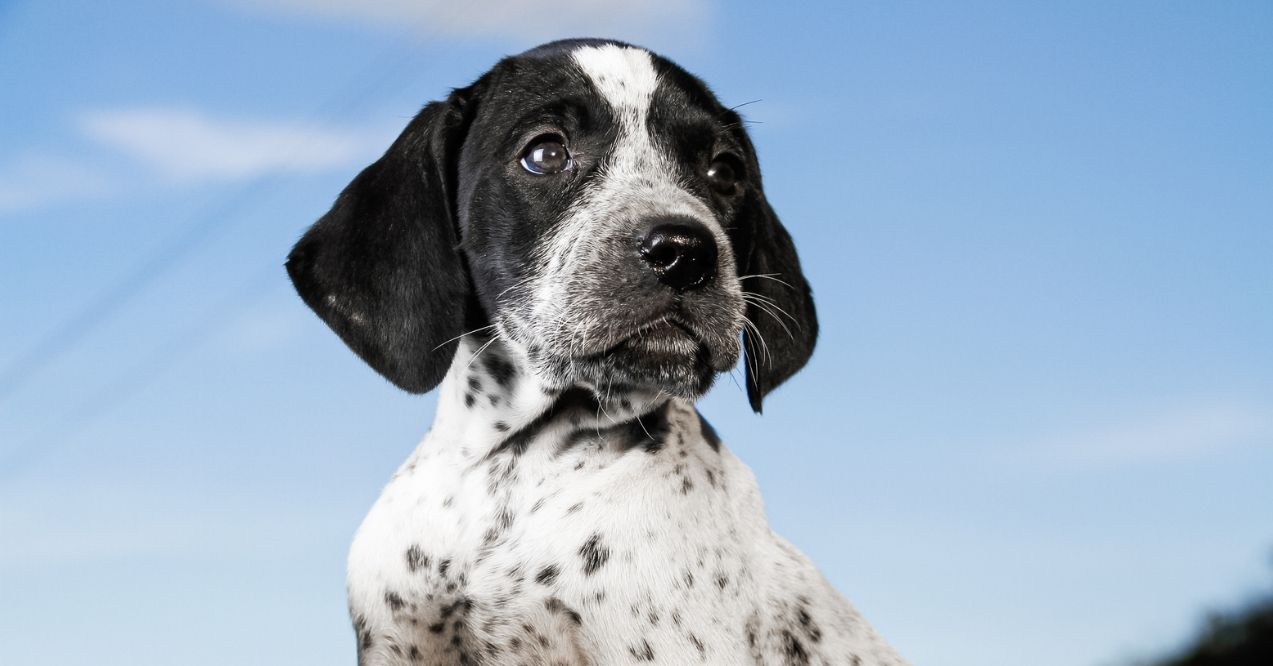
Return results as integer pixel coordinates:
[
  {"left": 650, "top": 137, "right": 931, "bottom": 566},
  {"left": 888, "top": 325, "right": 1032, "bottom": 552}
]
[{"left": 288, "top": 39, "right": 907, "bottom": 665}]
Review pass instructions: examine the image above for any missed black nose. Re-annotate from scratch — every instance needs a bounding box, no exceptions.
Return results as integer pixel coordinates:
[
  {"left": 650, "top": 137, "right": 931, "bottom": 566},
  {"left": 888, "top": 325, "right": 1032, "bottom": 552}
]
[{"left": 639, "top": 220, "right": 718, "bottom": 291}]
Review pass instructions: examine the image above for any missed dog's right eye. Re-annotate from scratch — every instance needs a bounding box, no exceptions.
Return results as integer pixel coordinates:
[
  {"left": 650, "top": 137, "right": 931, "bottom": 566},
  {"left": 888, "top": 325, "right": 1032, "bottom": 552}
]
[{"left": 520, "top": 137, "right": 573, "bottom": 175}]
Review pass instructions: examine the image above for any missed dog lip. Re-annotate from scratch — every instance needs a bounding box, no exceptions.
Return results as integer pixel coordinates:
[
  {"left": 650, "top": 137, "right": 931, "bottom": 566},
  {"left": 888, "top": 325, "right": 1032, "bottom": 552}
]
[
  {"left": 553, "top": 316, "right": 703, "bottom": 367},
  {"left": 601, "top": 316, "right": 702, "bottom": 356}
]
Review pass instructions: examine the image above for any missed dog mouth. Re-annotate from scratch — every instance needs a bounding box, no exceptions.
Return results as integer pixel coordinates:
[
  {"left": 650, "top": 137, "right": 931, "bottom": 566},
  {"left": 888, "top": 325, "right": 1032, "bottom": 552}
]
[
  {"left": 590, "top": 316, "right": 704, "bottom": 361},
  {"left": 527, "top": 310, "right": 739, "bottom": 397}
]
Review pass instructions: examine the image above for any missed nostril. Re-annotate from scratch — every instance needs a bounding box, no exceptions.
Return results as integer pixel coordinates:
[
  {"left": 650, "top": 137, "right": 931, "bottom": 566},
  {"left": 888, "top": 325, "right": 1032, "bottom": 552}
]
[
  {"left": 640, "top": 234, "right": 679, "bottom": 268},
  {"left": 639, "top": 221, "right": 718, "bottom": 291}
]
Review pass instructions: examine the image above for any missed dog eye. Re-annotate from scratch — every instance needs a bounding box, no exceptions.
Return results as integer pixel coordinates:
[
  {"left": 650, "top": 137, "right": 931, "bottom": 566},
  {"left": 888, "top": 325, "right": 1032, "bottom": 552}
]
[
  {"left": 520, "top": 137, "right": 573, "bottom": 175},
  {"left": 706, "top": 156, "right": 742, "bottom": 195}
]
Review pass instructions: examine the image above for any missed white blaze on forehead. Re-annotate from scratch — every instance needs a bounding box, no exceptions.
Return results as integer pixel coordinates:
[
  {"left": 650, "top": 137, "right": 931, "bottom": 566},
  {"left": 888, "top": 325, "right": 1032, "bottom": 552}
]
[
  {"left": 521, "top": 43, "right": 739, "bottom": 353},
  {"left": 565, "top": 43, "right": 704, "bottom": 218},
  {"left": 571, "top": 44, "right": 660, "bottom": 123}
]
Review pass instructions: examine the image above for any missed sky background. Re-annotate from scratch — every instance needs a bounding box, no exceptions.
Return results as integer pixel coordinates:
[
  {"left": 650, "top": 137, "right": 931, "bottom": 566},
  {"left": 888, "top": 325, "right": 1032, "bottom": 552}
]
[{"left": 1, "top": 1, "right": 1271, "bottom": 665}]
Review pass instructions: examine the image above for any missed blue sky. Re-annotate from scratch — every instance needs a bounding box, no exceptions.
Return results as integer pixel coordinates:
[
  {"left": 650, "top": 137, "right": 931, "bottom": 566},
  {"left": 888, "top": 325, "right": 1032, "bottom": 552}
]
[{"left": 1, "top": 1, "right": 1271, "bottom": 664}]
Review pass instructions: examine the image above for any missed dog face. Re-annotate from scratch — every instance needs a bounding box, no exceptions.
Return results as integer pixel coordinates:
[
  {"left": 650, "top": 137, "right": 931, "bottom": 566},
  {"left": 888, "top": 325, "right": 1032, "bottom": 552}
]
[{"left": 287, "top": 39, "right": 817, "bottom": 412}]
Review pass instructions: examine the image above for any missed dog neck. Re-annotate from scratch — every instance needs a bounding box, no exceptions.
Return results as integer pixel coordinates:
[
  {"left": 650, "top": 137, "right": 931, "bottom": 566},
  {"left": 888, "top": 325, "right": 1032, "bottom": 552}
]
[{"left": 428, "top": 335, "right": 674, "bottom": 460}]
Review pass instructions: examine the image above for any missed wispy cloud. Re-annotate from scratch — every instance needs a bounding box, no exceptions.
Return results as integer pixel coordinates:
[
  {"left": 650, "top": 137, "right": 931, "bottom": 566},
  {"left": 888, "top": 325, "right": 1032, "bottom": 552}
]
[
  {"left": 78, "top": 107, "right": 388, "bottom": 182},
  {"left": 230, "top": 0, "right": 711, "bottom": 43},
  {"left": 1030, "top": 403, "right": 1272, "bottom": 470},
  {"left": 1, "top": 107, "right": 389, "bottom": 216}
]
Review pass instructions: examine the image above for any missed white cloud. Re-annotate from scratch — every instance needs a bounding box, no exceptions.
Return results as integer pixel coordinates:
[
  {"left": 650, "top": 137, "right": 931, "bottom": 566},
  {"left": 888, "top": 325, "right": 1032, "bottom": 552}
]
[
  {"left": 78, "top": 107, "right": 388, "bottom": 182},
  {"left": 0, "top": 108, "right": 390, "bottom": 215},
  {"left": 231, "top": 0, "right": 711, "bottom": 44},
  {"left": 0, "top": 153, "right": 117, "bottom": 215},
  {"left": 1031, "top": 403, "right": 1273, "bottom": 470}
]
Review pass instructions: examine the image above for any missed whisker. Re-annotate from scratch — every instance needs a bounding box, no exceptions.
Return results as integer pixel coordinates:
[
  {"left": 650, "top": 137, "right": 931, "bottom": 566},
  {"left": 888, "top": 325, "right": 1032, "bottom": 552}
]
[
  {"left": 494, "top": 275, "right": 537, "bottom": 303},
  {"left": 634, "top": 411, "right": 654, "bottom": 441},
  {"left": 741, "top": 294, "right": 796, "bottom": 341},
  {"left": 595, "top": 375, "right": 618, "bottom": 425},
  {"left": 740, "top": 315, "right": 773, "bottom": 367},
  {"left": 737, "top": 273, "right": 796, "bottom": 290},
  {"left": 742, "top": 291, "right": 801, "bottom": 328},
  {"left": 432, "top": 324, "right": 497, "bottom": 352},
  {"left": 727, "top": 367, "right": 743, "bottom": 392},
  {"left": 741, "top": 290, "right": 800, "bottom": 323},
  {"left": 463, "top": 334, "right": 501, "bottom": 373}
]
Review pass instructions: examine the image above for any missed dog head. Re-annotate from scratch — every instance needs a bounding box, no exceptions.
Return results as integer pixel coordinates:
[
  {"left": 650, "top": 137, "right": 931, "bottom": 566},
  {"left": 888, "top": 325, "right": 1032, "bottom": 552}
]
[{"left": 287, "top": 39, "right": 816, "bottom": 412}]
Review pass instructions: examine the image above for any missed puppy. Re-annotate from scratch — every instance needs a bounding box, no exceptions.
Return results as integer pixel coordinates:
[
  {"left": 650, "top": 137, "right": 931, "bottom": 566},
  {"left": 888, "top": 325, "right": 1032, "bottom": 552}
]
[{"left": 288, "top": 38, "right": 908, "bottom": 666}]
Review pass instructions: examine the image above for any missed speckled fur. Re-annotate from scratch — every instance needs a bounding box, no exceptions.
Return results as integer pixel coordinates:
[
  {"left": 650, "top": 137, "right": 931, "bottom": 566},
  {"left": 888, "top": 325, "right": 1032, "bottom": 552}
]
[{"left": 347, "top": 336, "right": 908, "bottom": 666}]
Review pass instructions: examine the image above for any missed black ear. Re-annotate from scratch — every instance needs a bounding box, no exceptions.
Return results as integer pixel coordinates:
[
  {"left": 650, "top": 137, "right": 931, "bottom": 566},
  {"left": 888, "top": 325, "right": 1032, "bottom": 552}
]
[
  {"left": 286, "top": 91, "right": 476, "bottom": 393},
  {"left": 733, "top": 130, "right": 818, "bottom": 413}
]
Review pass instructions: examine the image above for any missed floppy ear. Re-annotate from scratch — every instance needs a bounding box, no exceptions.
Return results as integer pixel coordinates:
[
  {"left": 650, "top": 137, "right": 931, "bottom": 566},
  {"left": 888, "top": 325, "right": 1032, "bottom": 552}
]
[
  {"left": 733, "top": 133, "right": 818, "bottom": 413},
  {"left": 286, "top": 91, "right": 476, "bottom": 393}
]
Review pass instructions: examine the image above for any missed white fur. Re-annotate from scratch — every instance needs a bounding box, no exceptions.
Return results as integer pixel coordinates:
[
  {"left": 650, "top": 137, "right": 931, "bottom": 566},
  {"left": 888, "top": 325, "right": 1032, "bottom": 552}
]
[{"left": 347, "top": 337, "right": 909, "bottom": 665}]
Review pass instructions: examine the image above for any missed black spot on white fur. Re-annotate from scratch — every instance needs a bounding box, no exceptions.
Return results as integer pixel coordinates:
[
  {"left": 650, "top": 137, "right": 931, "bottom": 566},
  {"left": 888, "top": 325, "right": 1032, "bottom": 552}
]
[
  {"left": 630, "top": 638, "right": 655, "bottom": 661},
  {"left": 579, "top": 533, "right": 609, "bottom": 576},
  {"left": 482, "top": 352, "right": 517, "bottom": 390},
  {"left": 384, "top": 590, "right": 406, "bottom": 611},
  {"left": 535, "top": 564, "right": 559, "bottom": 585}
]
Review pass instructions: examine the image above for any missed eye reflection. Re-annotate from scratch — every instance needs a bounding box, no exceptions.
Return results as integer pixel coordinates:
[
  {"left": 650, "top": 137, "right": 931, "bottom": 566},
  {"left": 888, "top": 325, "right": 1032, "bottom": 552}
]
[
  {"left": 521, "top": 137, "right": 572, "bottom": 175},
  {"left": 706, "top": 156, "right": 741, "bottom": 195}
]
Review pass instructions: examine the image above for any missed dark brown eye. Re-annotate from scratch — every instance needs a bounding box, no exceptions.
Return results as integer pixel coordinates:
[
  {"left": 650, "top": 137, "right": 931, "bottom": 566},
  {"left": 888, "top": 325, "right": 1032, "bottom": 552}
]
[
  {"left": 706, "top": 156, "right": 741, "bottom": 195},
  {"left": 520, "top": 137, "right": 572, "bottom": 175}
]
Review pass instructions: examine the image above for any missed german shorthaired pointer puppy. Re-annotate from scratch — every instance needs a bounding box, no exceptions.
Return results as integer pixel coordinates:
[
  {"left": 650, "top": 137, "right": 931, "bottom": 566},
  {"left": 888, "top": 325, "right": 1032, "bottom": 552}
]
[{"left": 288, "top": 39, "right": 908, "bottom": 666}]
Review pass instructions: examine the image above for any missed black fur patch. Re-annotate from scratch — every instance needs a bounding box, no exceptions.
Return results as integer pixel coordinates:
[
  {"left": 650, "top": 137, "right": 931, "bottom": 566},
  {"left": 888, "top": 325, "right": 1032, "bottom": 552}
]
[
  {"left": 482, "top": 352, "right": 517, "bottom": 390},
  {"left": 405, "top": 545, "right": 430, "bottom": 573},
  {"left": 623, "top": 402, "right": 671, "bottom": 453},
  {"left": 384, "top": 590, "right": 406, "bottom": 611},
  {"left": 535, "top": 564, "right": 560, "bottom": 585},
  {"left": 629, "top": 639, "right": 655, "bottom": 662},
  {"left": 579, "top": 533, "right": 610, "bottom": 575},
  {"left": 782, "top": 629, "right": 810, "bottom": 666},
  {"left": 286, "top": 88, "right": 478, "bottom": 395}
]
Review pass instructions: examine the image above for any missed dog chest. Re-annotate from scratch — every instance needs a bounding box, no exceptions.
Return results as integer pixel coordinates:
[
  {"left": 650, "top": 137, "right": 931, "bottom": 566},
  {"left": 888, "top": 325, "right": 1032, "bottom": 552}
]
[{"left": 345, "top": 401, "right": 778, "bottom": 664}]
